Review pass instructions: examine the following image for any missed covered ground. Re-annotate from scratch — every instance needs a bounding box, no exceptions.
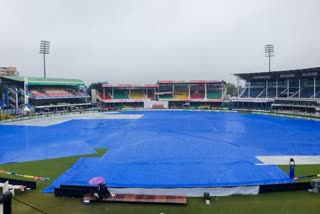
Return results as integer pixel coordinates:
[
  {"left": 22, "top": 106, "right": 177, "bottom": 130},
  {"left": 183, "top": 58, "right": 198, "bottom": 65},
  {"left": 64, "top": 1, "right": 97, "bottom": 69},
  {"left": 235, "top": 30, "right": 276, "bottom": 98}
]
[
  {"left": 45, "top": 111, "right": 320, "bottom": 191},
  {"left": 2, "top": 111, "right": 320, "bottom": 191}
]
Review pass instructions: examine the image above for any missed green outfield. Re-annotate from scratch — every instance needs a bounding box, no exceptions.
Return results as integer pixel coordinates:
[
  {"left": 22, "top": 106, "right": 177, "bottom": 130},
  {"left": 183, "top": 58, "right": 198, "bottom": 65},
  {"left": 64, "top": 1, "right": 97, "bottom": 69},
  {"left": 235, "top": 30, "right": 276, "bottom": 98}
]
[{"left": 1, "top": 148, "right": 320, "bottom": 214}]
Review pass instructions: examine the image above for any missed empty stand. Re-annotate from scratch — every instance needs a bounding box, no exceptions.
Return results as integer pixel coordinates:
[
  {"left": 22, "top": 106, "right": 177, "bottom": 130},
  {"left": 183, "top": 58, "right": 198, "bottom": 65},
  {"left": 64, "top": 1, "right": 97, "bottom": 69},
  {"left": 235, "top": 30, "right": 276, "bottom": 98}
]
[
  {"left": 190, "top": 90, "right": 205, "bottom": 99},
  {"left": 159, "top": 94, "right": 173, "bottom": 99},
  {"left": 30, "top": 89, "right": 47, "bottom": 98},
  {"left": 174, "top": 92, "right": 188, "bottom": 99},
  {"left": 30, "top": 87, "right": 85, "bottom": 99},
  {"left": 130, "top": 89, "right": 145, "bottom": 99},
  {"left": 207, "top": 91, "right": 222, "bottom": 99},
  {"left": 147, "top": 89, "right": 156, "bottom": 99},
  {"left": 113, "top": 89, "right": 129, "bottom": 99},
  {"left": 46, "top": 89, "right": 73, "bottom": 97},
  {"left": 173, "top": 84, "right": 188, "bottom": 100},
  {"left": 190, "top": 84, "right": 205, "bottom": 99}
]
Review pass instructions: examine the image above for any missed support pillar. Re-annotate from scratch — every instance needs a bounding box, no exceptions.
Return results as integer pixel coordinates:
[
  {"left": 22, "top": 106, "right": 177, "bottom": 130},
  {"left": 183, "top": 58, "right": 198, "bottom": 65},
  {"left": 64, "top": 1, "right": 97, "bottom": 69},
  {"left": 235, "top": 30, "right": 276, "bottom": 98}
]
[
  {"left": 276, "top": 80, "right": 278, "bottom": 98},
  {"left": 266, "top": 80, "right": 268, "bottom": 98},
  {"left": 314, "top": 78, "right": 316, "bottom": 98},
  {"left": 287, "top": 80, "right": 290, "bottom": 98},
  {"left": 298, "top": 79, "right": 301, "bottom": 98}
]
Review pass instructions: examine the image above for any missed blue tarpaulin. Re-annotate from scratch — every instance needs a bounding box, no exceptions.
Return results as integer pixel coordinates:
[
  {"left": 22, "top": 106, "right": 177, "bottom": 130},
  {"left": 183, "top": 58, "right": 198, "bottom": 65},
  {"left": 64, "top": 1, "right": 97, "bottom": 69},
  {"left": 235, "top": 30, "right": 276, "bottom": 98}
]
[
  {"left": 2, "top": 111, "right": 320, "bottom": 192},
  {"left": 0, "top": 123, "right": 96, "bottom": 163},
  {"left": 43, "top": 111, "right": 320, "bottom": 192}
]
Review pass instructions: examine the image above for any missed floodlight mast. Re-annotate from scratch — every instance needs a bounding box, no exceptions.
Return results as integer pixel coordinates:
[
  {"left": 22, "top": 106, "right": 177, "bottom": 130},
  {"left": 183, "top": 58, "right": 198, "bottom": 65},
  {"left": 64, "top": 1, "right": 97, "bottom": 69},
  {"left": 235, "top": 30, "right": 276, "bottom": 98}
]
[
  {"left": 265, "top": 44, "right": 274, "bottom": 72},
  {"left": 40, "top": 40, "right": 50, "bottom": 78}
]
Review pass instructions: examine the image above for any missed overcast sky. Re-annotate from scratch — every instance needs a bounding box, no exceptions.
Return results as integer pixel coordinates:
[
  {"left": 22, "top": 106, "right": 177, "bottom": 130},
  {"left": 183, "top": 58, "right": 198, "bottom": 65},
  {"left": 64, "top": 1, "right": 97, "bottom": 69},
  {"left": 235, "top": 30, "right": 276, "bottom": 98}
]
[{"left": 1, "top": 0, "right": 320, "bottom": 85}]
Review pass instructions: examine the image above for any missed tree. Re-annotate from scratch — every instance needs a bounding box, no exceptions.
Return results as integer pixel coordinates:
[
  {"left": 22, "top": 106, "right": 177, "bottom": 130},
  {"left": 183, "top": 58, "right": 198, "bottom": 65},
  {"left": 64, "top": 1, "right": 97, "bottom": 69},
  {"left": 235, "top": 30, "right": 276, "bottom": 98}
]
[
  {"left": 87, "top": 82, "right": 107, "bottom": 97},
  {"left": 226, "top": 82, "right": 237, "bottom": 97}
]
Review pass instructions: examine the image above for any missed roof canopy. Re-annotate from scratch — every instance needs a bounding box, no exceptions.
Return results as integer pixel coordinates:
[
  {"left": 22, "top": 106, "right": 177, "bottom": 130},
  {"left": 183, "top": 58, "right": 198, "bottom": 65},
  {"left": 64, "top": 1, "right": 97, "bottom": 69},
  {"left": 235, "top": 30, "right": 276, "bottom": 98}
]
[
  {"left": 1, "top": 76, "right": 85, "bottom": 86},
  {"left": 235, "top": 67, "right": 320, "bottom": 81}
]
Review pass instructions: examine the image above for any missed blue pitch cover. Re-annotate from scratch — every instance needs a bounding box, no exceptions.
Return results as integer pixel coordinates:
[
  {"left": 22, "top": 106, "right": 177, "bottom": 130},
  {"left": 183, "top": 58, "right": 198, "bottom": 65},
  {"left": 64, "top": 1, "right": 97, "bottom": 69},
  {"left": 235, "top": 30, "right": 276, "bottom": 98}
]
[{"left": 39, "top": 111, "right": 320, "bottom": 192}]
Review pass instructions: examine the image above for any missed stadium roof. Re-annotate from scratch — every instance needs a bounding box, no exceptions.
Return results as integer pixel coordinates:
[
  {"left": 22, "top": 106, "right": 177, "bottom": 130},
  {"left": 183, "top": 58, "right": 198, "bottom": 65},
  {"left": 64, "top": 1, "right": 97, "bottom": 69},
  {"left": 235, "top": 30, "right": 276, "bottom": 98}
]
[
  {"left": 234, "top": 67, "right": 320, "bottom": 81},
  {"left": 157, "top": 80, "right": 218, "bottom": 84},
  {"left": 1, "top": 76, "right": 85, "bottom": 86}
]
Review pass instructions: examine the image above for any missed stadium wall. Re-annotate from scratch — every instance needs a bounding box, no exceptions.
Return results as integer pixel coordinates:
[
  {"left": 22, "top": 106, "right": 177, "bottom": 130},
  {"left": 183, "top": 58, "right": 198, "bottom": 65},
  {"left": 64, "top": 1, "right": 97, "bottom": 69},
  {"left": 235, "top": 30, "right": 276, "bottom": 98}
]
[{"left": 144, "top": 100, "right": 168, "bottom": 109}]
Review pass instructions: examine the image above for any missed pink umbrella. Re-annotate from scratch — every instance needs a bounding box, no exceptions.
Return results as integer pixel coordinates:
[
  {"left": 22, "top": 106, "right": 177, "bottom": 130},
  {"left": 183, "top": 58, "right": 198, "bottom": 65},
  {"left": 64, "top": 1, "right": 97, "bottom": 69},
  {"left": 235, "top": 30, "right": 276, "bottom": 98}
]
[{"left": 89, "top": 176, "right": 105, "bottom": 185}]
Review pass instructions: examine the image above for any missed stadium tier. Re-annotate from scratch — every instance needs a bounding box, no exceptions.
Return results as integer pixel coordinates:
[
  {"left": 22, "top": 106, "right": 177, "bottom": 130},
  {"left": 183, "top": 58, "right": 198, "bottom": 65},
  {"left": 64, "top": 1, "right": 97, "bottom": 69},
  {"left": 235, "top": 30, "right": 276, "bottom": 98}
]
[
  {"left": 0, "top": 76, "right": 90, "bottom": 112},
  {"left": 130, "top": 89, "right": 145, "bottom": 99},
  {"left": 233, "top": 67, "right": 320, "bottom": 113},
  {"left": 173, "top": 83, "right": 189, "bottom": 99},
  {"left": 159, "top": 93, "right": 173, "bottom": 99},
  {"left": 190, "top": 83, "right": 205, "bottom": 99},
  {"left": 113, "top": 89, "right": 129, "bottom": 99},
  {"left": 146, "top": 88, "right": 156, "bottom": 99},
  {"left": 174, "top": 92, "right": 188, "bottom": 99},
  {"left": 30, "top": 88, "right": 85, "bottom": 98},
  {"left": 207, "top": 91, "right": 222, "bottom": 99},
  {"left": 30, "top": 89, "right": 47, "bottom": 98},
  {"left": 99, "top": 80, "right": 226, "bottom": 110}
]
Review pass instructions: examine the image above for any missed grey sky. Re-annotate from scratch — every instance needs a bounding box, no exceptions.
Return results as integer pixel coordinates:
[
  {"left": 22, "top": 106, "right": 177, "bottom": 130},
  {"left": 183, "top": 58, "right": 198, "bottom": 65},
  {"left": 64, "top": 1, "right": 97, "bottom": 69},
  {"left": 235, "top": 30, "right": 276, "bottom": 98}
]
[{"left": 1, "top": 0, "right": 320, "bottom": 85}]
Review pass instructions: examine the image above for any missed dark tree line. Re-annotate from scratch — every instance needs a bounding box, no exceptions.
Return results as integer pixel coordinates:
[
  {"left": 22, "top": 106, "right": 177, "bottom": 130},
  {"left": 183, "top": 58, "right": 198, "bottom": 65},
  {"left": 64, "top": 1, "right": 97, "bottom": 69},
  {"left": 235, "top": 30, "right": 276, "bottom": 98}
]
[
  {"left": 87, "top": 82, "right": 107, "bottom": 96},
  {"left": 226, "top": 82, "right": 237, "bottom": 97}
]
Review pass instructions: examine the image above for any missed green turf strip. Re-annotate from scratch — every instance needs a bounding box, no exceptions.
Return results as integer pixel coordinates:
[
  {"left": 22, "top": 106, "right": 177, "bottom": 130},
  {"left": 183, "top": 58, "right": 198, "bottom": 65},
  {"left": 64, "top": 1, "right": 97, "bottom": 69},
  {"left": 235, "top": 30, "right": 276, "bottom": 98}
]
[{"left": 1, "top": 149, "right": 320, "bottom": 214}]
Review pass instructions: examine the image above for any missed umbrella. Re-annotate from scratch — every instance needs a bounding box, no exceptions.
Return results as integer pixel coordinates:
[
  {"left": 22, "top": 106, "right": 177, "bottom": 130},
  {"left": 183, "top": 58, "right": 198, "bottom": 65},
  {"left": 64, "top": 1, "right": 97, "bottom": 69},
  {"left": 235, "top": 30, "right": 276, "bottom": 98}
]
[{"left": 89, "top": 176, "right": 105, "bottom": 185}]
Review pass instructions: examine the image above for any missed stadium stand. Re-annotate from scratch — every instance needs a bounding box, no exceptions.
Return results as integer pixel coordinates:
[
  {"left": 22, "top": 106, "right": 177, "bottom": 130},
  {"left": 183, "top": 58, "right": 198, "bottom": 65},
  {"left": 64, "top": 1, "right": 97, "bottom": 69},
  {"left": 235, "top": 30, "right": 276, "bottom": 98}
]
[
  {"left": 0, "top": 76, "right": 90, "bottom": 113},
  {"left": 190, "top": 84, "right": 205, "bottom": 99},
  {"left": 207, "top": 91, "right": 222, "bottom": 99},
  {"left": 113, "top": 89, "right": 129, "bottom": 99},
  {"left": 30, "top": 89, "right": 47, "bottom": 98},
  {"left": 173, "top": 83, "right": 189, "bottom": 99},
  {"left": 159, "top": 94, "right": 173, "bottom": 99},
  {"left": 130, "top": 89, "right": 145, "bottom": 99},
  {"left": 146, "top": 89, "right": 156, "bottom": 99},
  {"left": 190, "top": 92, "right": 205, "bottom": 99},
  {"left": 95, "top": 80, "right": 226, "bottom": 110},
  {"left": 43, "top": 88, "right": 72, "bottom": 97},
  {"left": 173, "top": 92, "right": 188, "bottom": 99},
  {"left": 29, "top": 87, "right": 85, "bottom": 98},
  {"left": 207, "top": 82, "right": 223, "bottom": 99},
  {"left": 233, "top": 67, "right": 320, "bottom": 113},
  {"left": 103, "top": 89, "right": 113, "bottom": 99}
]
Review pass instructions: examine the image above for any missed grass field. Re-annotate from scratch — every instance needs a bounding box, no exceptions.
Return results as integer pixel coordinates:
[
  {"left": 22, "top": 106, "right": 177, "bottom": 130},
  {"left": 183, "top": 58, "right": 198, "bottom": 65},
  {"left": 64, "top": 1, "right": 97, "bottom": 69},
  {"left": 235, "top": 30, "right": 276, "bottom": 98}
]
[{"left": 1, "top": 148, "right": 320, "bottom": 214}]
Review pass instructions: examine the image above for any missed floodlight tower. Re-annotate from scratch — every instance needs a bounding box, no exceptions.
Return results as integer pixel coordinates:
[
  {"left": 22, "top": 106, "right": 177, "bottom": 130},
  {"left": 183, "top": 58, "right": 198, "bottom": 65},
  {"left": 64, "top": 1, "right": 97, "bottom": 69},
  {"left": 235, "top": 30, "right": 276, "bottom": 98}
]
[
  {"left": 40, "top": 40, "right": 50, "bottom": 78},
  {"left": 265, "top": 44, "right": 274, "bottom": 72}
]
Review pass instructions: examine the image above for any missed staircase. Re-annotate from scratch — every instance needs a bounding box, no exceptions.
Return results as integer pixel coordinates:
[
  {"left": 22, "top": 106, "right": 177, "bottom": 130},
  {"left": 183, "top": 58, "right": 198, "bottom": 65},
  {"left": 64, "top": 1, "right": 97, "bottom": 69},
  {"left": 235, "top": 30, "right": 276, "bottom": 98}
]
[
  {"left": 290, "top": 88, "right": 303, "bottom": 98},
  {"left": 256, "top": 88, "right": 266, "bottom": 98},
  {"left": 239, "top": 87, "right": 248, "bottom": 97}
]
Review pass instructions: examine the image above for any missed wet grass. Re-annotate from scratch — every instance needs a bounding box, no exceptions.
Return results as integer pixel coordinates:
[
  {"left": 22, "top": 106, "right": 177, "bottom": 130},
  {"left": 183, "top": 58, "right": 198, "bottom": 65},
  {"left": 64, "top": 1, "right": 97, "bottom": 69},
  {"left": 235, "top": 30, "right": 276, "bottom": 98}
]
[{"left": 1, "top": 149, "right": 320, "bottom": 214}]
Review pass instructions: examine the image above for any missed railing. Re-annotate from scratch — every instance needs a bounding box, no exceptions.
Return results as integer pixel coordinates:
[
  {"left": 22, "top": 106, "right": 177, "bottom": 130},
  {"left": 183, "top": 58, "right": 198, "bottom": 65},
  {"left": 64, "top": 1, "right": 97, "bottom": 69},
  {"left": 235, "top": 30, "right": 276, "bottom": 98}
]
[
  {"left": 239, "top": 87, "right": 248, "bottom": 97},
  {"left": 8, "top": 87, "right": 16, "bottom": 95},
  {"left": 256, "top": 88, "right": 266, "bottom": 98},
  {"left": 290, "top": 88, "right": 303, "bottom": 98}
]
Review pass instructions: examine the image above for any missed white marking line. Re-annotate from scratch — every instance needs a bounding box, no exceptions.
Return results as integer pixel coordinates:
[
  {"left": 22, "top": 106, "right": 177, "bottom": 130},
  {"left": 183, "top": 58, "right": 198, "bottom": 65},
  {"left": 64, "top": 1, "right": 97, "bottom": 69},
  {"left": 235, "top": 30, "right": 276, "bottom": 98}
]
[
  {"left": 3, "top": 113, "right": 144, "bottom": 126},
  {"left": 256, "top": 156, "right": 320, "bottom": 165}
]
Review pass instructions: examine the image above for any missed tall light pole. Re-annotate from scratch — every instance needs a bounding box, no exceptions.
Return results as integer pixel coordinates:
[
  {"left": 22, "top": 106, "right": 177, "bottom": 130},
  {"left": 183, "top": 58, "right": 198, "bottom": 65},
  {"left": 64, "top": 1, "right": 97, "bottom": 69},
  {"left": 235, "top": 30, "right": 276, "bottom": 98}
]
[
  {"left": 40, "top": 40, "right": 50, "bottom": 78},
  {"left": 265, "top": 44, "right": 274, "bottom": 72}
]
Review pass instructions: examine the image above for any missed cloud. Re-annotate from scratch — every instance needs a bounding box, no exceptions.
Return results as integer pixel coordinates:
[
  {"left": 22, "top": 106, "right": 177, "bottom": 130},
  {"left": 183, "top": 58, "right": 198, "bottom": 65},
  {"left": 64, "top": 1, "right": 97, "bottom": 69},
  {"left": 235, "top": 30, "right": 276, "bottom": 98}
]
[{"left": 1, "top": 0, "right": 320, "bottom": 85}]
